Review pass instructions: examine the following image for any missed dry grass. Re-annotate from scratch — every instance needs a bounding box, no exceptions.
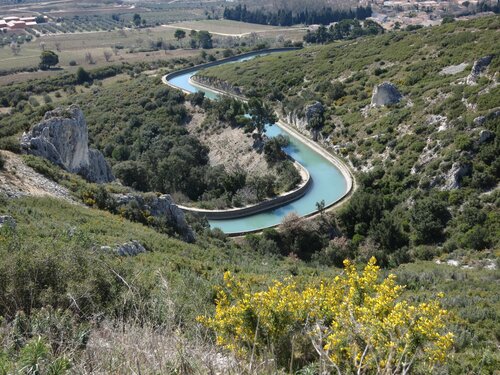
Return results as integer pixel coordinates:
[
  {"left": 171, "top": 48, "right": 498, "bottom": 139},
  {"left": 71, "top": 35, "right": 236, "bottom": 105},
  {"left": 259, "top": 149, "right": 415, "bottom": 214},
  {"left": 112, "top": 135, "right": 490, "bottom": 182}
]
[
  {"left": 166, "top": 20, "right": 287, "bottom": 35},
  {"left": 0, "top": 48, "right": 201, "bottom": 85},
  {"left": 73, "top": 321, "right": 241, "bottom": 375}
]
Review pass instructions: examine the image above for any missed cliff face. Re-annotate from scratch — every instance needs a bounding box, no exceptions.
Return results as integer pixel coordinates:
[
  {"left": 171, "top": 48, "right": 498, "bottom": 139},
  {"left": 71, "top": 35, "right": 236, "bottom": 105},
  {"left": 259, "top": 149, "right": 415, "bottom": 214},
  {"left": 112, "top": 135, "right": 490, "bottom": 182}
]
[{"left": 21, "top": 105, "right": 114, "bottom": 183}]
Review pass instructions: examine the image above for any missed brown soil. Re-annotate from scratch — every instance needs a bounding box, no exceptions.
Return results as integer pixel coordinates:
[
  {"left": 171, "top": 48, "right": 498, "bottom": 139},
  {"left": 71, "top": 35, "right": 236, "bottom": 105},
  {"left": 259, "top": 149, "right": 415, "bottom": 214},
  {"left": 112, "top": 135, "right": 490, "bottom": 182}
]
[{"left": 186, "top": 104, "right": 270, "bottom": 175}]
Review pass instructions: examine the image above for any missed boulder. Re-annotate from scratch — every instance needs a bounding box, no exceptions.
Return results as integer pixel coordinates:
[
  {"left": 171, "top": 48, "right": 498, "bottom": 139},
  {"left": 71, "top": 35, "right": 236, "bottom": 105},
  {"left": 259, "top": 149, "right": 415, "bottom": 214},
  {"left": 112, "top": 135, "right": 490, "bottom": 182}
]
[
  {"left": 466, "top": 55, "right": 493, "bottom": 85},
  {"left": 114, "top": 193, "right": 195, "bottom": 242},
  {"left": 100, "top": 240, "right": 146, "bottom": 256},
  {"left": 21, "top": 105, "right": 114, "bottom": 183},
  {"left": 0, "top": 215, "right": 16, "bottom": 229},
  {"left": 371, "top": 82, "right": 402, "bottom": 107},
  {"left": 479, "top": 130, "right": 495, "bottom": 144},
  {"left": 442, "top": 162, "right": 471, "bottom": 190},
  {"left": 439, "top": 62, "right": 468, "bottom": 76},
  {"left": 473, "top": 116, "right": 486, "bottom": 126},
  {"left": 116, "top": 240, "right": 146, "bottom": 256}
]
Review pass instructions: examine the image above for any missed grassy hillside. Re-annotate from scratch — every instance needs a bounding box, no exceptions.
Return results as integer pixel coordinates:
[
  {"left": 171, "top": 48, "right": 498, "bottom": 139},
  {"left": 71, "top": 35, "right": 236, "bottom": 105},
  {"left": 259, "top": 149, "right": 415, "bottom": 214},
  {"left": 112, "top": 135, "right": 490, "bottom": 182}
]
[{"left": 0, "top": 195, "right": 498, "bottom": 372}]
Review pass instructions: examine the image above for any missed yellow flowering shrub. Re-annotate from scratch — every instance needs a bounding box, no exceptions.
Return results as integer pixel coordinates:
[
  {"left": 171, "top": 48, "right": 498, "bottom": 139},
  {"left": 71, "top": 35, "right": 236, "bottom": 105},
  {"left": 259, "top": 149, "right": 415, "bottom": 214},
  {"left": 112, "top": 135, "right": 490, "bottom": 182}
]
[{"left": 198, "top": 257, "right": 453, "bottom": 373}]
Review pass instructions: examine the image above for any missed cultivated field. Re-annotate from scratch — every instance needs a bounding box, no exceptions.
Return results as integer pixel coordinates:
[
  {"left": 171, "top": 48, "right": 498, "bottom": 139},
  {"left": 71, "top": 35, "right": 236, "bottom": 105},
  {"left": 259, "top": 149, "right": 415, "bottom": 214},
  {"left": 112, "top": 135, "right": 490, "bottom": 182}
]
[
  {"left": 0, "top": 26, "right": 188, "bottom": 71},
  {"left": 166, "top": 19, "right": 294, "bottom": 35},
  {"left": 0, "top": 17, "right": 306, "bottom": 76},
  {"left": 0, "top": 48, "right": 202, "bottom": 85}
]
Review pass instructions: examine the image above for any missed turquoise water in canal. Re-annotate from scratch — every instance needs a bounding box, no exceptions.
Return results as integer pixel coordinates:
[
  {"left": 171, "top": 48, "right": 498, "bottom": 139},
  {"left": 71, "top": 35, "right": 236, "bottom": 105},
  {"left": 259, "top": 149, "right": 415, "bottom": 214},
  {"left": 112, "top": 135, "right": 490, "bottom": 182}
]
[{"left": 166, "top": 53, "right": 349, "bottom": 234}]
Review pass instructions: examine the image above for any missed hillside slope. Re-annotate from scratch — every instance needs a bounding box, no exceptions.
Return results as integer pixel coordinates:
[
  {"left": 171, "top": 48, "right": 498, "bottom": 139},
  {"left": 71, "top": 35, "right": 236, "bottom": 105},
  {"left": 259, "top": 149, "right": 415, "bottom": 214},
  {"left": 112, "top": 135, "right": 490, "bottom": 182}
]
[
  {"left": 199, "top": 16, "right": 499, "bottom": 179},
  {"left": 198, "top": 16, "right": 500, "bottom": 253}
]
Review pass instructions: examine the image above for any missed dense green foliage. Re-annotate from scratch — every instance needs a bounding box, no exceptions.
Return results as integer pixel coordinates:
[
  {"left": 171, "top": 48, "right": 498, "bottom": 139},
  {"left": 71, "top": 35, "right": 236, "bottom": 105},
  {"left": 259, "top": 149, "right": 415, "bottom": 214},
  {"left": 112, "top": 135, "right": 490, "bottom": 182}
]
[
  {"left": 223, "top": 4, "right": 372, "bottom": 26},
  {"left": 39, "top": 51, "right": 59, "bottom": 70},
  {"left": 303, "top": 19, "right": 384, "bottom": 44}
]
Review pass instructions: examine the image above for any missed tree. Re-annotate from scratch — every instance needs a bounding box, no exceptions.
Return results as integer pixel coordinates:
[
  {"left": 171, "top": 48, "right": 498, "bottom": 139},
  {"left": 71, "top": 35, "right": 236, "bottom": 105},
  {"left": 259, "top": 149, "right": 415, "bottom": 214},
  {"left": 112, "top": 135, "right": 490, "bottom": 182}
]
[
  {"left": 328, "top": 81, "right": 346, "bottom": 101},
  {"left": 248, "top": 97, "right": 277, "bottom": 136},
  {"left": 113, "top": 161, "right": 150, "bottom": 191},
  {"left": 39, "top": 50, "right": 59, "bottom": 70},
  {"left": 84, "top": 52, "right": 95, "bottom": 64},
  {"left": 198, "top": 258, "right": 454, "bottom": 373},
  {"left": 35, "top": 15, "right": 46, "bottom": 24},
  {"left": 133, "top": 13, "right": 141, "bottom": 27},
  {"left": 10, "top": 42, "right": 20, "bottom": 56},
  {"left": 75, "top": 67, "right": 91, "bottom": 84},
  {"left": 263, "top": 135, "right": 288, "bottom": 165},
  {"left": 410, "top": 195, "right": 451, "bottom": 244},
  {"left": 174, "top": 29, "right": 186, "bottom": 45},
  {"left": 197, "top": 30, "right": 213, "bottom": 49},
  {"left": 306, "top": 103, "right": 325, "bottom": 136}
]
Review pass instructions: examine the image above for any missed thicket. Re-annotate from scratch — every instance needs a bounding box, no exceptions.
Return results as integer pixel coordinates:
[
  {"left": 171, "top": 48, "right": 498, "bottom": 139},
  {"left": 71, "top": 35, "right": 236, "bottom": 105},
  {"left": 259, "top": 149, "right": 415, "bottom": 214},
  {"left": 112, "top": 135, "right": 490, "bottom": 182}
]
[
  {"left": 303, "top": 19, "right": 384, "bottom": 44},
  {"left": 199, "top": 259, "right": 454, "bottom": 373}
]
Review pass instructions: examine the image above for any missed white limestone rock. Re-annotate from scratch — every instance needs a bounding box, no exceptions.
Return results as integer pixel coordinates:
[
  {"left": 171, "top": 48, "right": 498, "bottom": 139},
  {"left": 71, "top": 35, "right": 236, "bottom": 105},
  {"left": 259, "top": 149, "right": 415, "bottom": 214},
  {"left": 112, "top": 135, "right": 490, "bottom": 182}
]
[
  {"left": 371, "top": 82, "right": 402, "bottom": 107},
  {"left": 479, "top": 130, "right": 495, "bottom": 144},
  {"left": 100, "top": 240, "right": 146, "bottom": 256},
  {"left": 466, "top": 55, "right": 493, "bottom": 85},
  {"left": 442, "top": 162, "right": 471, "bottom": 190},
  {"left": 21, "top": 105, "right": 114, "bottom": 183}
]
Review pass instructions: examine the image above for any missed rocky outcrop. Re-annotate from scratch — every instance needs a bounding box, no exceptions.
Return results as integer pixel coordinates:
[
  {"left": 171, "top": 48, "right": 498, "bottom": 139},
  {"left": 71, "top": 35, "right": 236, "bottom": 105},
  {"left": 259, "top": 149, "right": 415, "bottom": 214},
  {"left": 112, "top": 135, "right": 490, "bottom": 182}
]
[
  {"left": 371, "top": 82, "right": 402, "bottom": 107},
  {"left": 439, "top": 62, "right": 468, "bottom": 76},
  {"left": 285, "top": 110, "right": 308, "bottom": 134},
  {"left": 466, "top": 55, "right": 493, "bottom": 85},
  {"left": 442, "top": 162, "right": 471, "bottom": 190},
  {"left": 474, "top": 115, "right": 487, "bottom": 126},
  {"left": 191, "top": 76, "right": 243, "bottom": 97},
  {"left": 479, "top": 130, "right": 495, "bottom": 144},
  {"left": 427, "top": 115, "right": 449, "bottom": 132},
  {"left": 114, "top": 193, "right": 195, "bottom": 242},
  {"left": 0, "top": 151, "right": 75, "bottom": 201},
  {"left": 305, "top": 102, "right": 325, "bottom": 141},
  {"left": 101, "top": 240, "right": 146, "bottom": 256},
  {"left": 20, "top": 105, "right": 114, "bottom": 183},
  {"left": 283, "top": 102, "right": 327, "bottom": 141},
  {"left": 474, "top": 109, "right": 500, "bottom": 126},
  {"left": 0, "top": 215, "right": 16, "bottom": 229}
]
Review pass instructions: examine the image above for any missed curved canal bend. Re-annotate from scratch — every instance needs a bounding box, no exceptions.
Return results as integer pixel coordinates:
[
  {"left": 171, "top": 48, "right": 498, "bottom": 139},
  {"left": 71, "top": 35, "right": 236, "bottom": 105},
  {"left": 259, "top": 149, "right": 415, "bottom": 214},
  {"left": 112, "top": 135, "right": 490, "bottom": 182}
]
[{"left": 163, "top": 49, "right": 353, "bottom": 234}]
